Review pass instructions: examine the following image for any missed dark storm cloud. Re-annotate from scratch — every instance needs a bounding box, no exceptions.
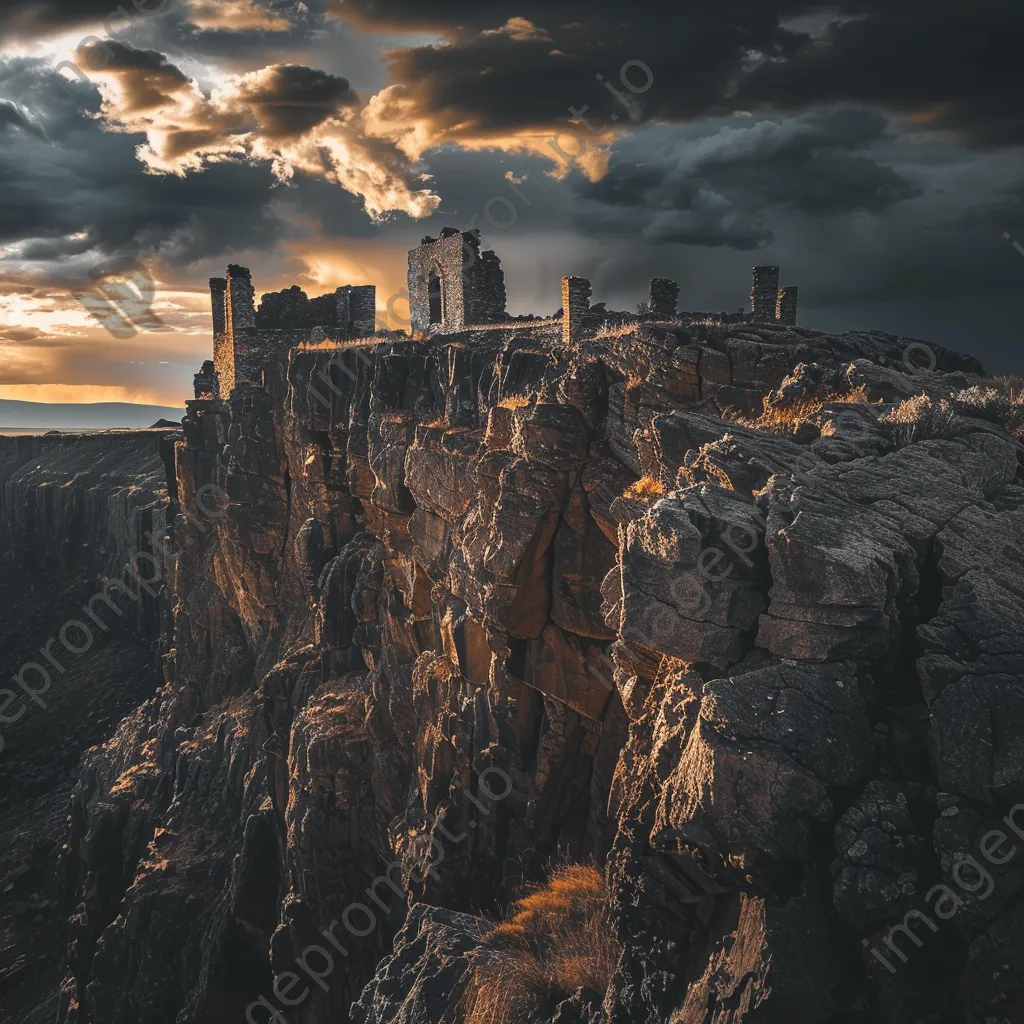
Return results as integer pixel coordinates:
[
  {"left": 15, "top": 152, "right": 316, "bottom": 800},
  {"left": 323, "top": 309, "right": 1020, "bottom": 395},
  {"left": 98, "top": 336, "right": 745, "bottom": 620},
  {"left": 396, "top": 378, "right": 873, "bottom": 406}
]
[
  {"left": 0, "top": 0, "right": 129, "bottom": 37},
  {"left": 572, "top": 110, "right": 922, "bottom": 250},
  {"left": 97, "top": 41, "right": 191, "bottom": 112},
  {"left": 229, "top": 63, "right": 358, "bottom": 137},
  {"left": 331, "top": 1, "right": 1024, "bottom": 150},
  {"left": 364, "top": 5, "right": 801, "bottom": 136},
  {"left": 0, "top": 58, "right": 300, "bottom": 282},
  {"left": 0, "top": 100, "right": 47, "bottom": 138},
  {"left": 0, "top": 0, "right": 303, "bottom": 37},
  {"left": 741, "top": 1, "right": 1024, "bottom": 148}
]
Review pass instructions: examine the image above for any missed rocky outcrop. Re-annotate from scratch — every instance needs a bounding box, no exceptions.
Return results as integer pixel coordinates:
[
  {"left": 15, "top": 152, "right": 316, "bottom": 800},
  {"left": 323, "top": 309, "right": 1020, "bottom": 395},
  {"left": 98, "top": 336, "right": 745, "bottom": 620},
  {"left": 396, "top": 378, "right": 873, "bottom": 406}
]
[
  {"left": 0, "top": 429, "right": 179, "bottom": 1024},
  {"left": 27, "top": 320, "right": 1024, "bottom": 1024}
]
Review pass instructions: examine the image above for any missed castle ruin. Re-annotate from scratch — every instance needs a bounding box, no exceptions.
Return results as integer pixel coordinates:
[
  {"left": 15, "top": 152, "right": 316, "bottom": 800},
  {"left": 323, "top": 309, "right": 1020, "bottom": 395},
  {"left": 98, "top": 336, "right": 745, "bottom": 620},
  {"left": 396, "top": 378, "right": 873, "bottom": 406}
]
[
  {"left": 209, "top": 268, "right": 375, "bottom": 400},
  {"left": 751, "top": 265, "right": 799, "bottom": 325},
  {"left": 407, "top": 228, "right": 507, "bottom": 333},
  {"left": 202, "top": 229, "right": 801, "bottom": 401}
]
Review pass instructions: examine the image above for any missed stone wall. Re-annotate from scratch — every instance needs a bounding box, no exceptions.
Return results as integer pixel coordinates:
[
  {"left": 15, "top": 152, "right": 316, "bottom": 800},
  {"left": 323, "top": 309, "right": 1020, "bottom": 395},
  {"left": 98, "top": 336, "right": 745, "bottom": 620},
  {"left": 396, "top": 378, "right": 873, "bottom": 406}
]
[
  {"left": 750, "top": 265, "right": 780, "bottom": 321},
  {"left": 776, "top": 285, "right": 799, "bottom": 326},
  {"left": 562, "top": 275, "right": 592, "bottom": 343},
  {"left": 214, "top": 268, "right": 378, "bottom": 399},
  {"left": 408, "top": 228, "right": 506, "bottom": 333},
  {"left": 650, "top": 277, "right": 679, "bottom": 316},
  {"left": 220, "top": 265, "right": 256, "bottom": 399},
  {"left": 256, "top": 284, "right": 377, "bottom": 334},
  {"left": 210, "top": 277, "right": 230, "bottom": 398}
]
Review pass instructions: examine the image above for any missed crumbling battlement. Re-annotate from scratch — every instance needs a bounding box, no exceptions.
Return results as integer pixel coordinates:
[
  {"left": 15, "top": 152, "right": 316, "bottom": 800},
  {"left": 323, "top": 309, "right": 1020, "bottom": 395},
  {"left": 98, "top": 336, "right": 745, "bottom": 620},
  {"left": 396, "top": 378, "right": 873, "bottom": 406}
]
[
  {"left": 256, "top": 283, "right": 376, "bottom": 334},
  {"left": 210, "top": 267, "right": 376, "bottom": 400},
  {"left": 207, "top": 232, "right": 804, "bottom": 403},
  {"left": 408, "top": 227, "right": 507, "bottom": 333},
  {"left": 751, "top": 265, "right": 799, "bottom": 325}
]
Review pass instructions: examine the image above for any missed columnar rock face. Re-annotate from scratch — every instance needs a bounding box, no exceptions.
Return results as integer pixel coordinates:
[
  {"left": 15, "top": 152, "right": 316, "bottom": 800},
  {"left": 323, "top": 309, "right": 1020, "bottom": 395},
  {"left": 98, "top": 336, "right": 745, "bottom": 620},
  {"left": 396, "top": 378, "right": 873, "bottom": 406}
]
[
  {"left": 751, "top": 265, "right": 780, "bottom": 321},
  {"left": 40, "top": 279, "right": 1024, "bottom": 1024},
  {"left": 0, "top": 429, "right": 181, "bottom": 1024}
]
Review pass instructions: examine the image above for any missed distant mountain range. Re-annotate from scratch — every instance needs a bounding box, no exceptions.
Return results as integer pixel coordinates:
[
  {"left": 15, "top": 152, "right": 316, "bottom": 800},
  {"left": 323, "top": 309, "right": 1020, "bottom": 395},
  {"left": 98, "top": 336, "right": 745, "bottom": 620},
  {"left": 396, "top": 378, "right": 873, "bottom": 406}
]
[{"left": 0, "top": 400, "right": 184, "bottom": 430}]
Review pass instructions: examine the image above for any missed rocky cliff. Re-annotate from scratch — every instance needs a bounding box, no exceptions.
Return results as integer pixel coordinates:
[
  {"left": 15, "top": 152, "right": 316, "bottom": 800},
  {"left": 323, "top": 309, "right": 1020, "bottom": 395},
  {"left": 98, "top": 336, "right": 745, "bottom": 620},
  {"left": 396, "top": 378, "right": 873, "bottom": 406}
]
[
  {"left": 20, "top": 320, "right": 1024, "bottom": 1023},
  {"left": 0, "top": 429, "right": 178, "bottom": 1024}
]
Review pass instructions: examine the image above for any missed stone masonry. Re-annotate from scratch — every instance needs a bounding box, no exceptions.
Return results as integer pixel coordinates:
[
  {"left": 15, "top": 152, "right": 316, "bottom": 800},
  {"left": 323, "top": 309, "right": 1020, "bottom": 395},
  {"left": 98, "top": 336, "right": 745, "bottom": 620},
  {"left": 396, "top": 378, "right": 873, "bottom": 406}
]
[
  {"left": 751, "top": 265, "right": 780, "bottom": 321},
  {"left": 776, "top": 285, "right": 799, "bottom": 326},
  {"left": 210, "top": 277, "right": 229, "bottom": 396},
  {"left": 207, "top": 232, "right": 801, "bottom": 401},
  {"left": 562, "top": 275, "right": 592, "bottom": 343},
  {"left": 650, "top": 277, "right": 680, "bottom": 316},
  {"left": 211, "top": 268, "right": 376, "bottom": 400},
  {"left": 407, "top": 227, "right": 506, "bottom": 334}
]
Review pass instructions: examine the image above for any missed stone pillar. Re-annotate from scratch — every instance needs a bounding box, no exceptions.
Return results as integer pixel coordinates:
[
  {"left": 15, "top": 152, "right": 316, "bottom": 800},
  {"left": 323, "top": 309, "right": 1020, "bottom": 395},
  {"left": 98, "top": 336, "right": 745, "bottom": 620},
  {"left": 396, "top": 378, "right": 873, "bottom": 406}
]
[
  {"left": 225, "top": 264, "right": 255, "bottom": 391},
  {"left": 226, "top": 264, "right": 256, "bottom": 337},
  {"left": 210, "top": 276, "right": 232, "bottom": 399},
  {"left": 562, "top": 275, "right": 592, "bottom": 344},
  {"left": 209, "top": 277, "right": 227, "bottom": 339},
  {"left": 334, "top": 285, "right": 351, "bottom": 334},
  {"left": 776, "top": 286, "right": 798, "bottom": 326},
  {"left": 650, "top": 278, "right": 679, "bottom": 317},
  {"left": 193, "top": 359, "right": 217, "bottom": 400},
  {"left": 751, "top": 266, "right": 780, "bottom": 321},
  {"left": 349, "top": 285, "right": 376, "bottom": 336}
]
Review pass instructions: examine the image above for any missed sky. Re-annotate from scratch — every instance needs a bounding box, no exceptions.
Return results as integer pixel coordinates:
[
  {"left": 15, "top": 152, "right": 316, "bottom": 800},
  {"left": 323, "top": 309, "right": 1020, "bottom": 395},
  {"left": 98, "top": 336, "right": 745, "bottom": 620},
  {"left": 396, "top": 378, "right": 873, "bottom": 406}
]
[{"left": 0, "top": 0, "right": 1021, "bottom": 407}]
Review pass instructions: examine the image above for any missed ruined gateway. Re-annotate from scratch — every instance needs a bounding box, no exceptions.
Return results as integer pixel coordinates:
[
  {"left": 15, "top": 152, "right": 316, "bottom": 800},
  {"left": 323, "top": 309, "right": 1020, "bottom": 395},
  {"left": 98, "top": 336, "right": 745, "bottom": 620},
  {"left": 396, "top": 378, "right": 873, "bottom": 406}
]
[{"left": 3, "top": 228, "right": 1023, "bottom": 1024}]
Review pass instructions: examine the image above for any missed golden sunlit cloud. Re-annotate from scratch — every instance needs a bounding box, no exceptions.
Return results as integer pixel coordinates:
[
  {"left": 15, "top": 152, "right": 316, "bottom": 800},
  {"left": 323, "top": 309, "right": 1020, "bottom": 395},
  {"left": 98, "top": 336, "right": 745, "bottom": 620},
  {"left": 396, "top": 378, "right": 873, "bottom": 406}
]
[
  {"left": 361, "top": 84, "right": 616, "bottom": 183},
  {"left": 0, "top": 383, "right": 169, "bottom": 404},
  {"left": 83, "top": 53, "right": 443, "bottom": 221},
  {"left": 183, "top": 0, "right": 296, "bottom": 32}
]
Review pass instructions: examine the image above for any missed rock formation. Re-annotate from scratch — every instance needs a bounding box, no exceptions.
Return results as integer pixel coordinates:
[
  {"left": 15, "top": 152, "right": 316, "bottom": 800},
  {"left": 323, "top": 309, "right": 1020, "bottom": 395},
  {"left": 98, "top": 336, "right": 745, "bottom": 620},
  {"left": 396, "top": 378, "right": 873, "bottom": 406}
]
[{"left": 3, "top": 232, "right": 1022, "bottom": 1024}]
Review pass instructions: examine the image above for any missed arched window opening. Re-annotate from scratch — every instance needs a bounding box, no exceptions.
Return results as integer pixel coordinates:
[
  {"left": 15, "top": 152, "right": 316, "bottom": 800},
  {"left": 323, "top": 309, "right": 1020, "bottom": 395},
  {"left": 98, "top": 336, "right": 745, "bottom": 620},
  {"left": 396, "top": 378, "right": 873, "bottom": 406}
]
[{"left": 428, "top": 267, "right": 443, "bottom": 325}]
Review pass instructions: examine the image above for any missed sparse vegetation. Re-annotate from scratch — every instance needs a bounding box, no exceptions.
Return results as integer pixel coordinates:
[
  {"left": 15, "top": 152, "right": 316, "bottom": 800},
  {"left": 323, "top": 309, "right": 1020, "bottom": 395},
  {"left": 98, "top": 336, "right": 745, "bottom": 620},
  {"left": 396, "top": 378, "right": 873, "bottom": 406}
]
[
  {"left": 497, "top": 394, "right": 533, "bottom": 410},
  {"left": 623, "top": 475, "right": 664, "bottom": 498},
  {"left": 725, "top": 387, "right": 871, "bottom": 438},
  {"left": 463, "top": 865, "right": 619, "bottom": 1024},
  {"left": 879, "top": 395, "right": 967, "bottom": 447},
  {"left": 950, "top": 384, "right": 1024, "bottom": 439},
  {"left": 592, "top": 321, "right": 642, "bottom": 340}
]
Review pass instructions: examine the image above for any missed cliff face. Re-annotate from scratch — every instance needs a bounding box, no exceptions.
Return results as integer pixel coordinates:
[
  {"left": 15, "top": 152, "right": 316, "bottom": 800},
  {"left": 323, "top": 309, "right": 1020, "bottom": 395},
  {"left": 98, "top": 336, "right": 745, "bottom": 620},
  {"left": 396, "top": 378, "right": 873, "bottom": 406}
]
[
  {"left": 0, "top": 430, "right": 177, "bottom": 1024},
  {"left": 43, "top": 321, "right": 1024, "bottom": 1024}
]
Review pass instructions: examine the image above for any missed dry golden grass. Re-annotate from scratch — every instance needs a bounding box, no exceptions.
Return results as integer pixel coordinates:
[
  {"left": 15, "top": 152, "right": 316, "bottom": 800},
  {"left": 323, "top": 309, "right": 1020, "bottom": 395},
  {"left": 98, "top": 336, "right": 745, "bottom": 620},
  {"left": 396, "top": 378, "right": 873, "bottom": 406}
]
[
  {"left": 880, "top": 395, "right": 967, "bottom": 447},
  {"left": 623, "top": 475, "right": 664, "bottom": 499},
  {"left": 296, "top": 337, "right": 380, "bottom": 351},
  {"left": 497, "top": 395, "right": 533, "bottom": 410},
  {"left": 949, "top": 382, "right": 1024, "bottom": 439},
  {"left": 463, "top": 865, "right": 619, "bottom": 1024},
  {"left": 724, "top": 386, "right": 871, "bottom": 437},
  {"left": 976, "top": 376, "right": 1024, "bottom": 401}
]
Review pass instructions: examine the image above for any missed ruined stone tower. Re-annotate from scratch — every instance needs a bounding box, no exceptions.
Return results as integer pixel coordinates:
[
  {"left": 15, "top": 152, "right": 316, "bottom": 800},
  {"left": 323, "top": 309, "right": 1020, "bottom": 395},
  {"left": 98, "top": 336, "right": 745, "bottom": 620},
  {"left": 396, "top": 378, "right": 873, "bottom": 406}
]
[
  {"left": 407, "top": 228, "right": 506, "bottom": 334},
  {"left": 210, "top": 276, "right": 229, "bottom": 397},
  {"left": 209, "top": 268, "right": 376, "bottom": 399},
  {"left": 562, "top": 276, "right": 592, "bottom": 344},
  {"left": 776, "top": 285, "right": 799, "bottom": 326},
  {"left": 751, "top": 266, "right": 780, "bottom": 321},
  {"left": 649, "top": 277, "right": 680, "bottom": 317}
]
